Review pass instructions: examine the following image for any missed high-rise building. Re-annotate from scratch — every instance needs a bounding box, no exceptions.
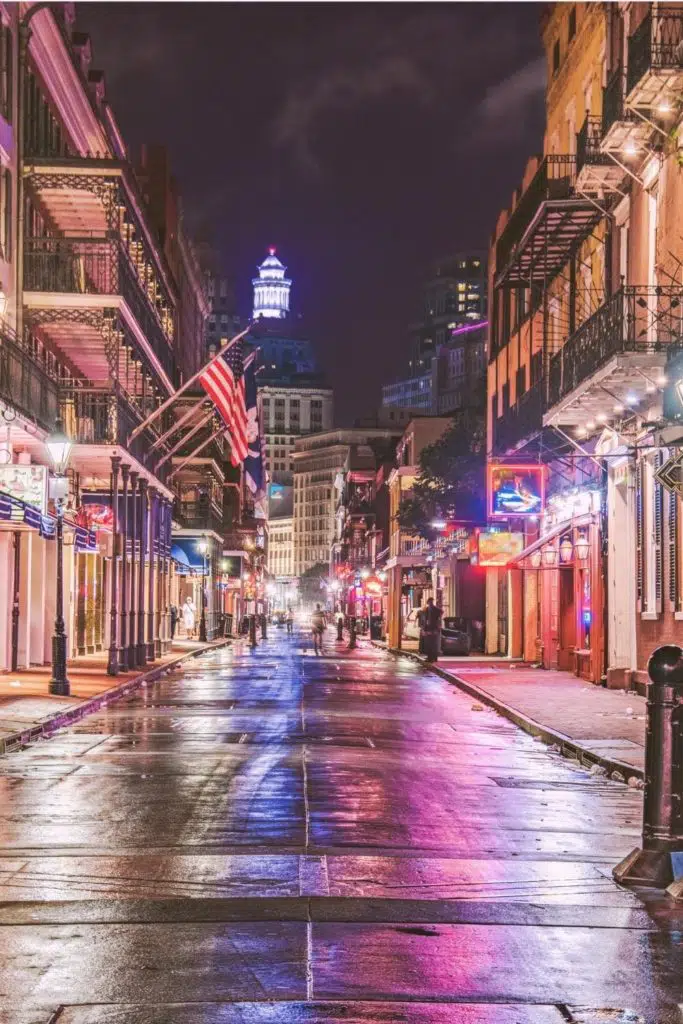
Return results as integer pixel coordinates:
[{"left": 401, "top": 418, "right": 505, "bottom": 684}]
[
  {"left": 252, "top": 248, "right": 291, "bottom": 320},
  {"left": 410, "top": 252, "right": 487, "bottom": 373}
]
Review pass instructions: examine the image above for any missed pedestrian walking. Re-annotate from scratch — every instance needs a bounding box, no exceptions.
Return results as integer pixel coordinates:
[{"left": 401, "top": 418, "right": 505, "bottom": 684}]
[
  {"left": 286, "top": 609, "right": 294, "bottom": 635},
  {"left": 170, "top": 604, "right": 178, "bottom": 639},
  {"left": 419, "top": 597, "right": 442, "bottom": 663},
  {"left": 311, "top": 603, "right": 326, "bottom": 656},
  {"left": 336, "top": 609, "right": 344, "bottom": 641},
  {"left": 182, "top": 596, "right": 196, "bottom": 639}
]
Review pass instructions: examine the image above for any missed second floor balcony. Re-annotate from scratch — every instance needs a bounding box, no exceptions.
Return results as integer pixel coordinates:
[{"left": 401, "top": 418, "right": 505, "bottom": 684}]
[
  {"left": 495, "top": 156, "right": 603, "bottom": 288},
  {"left": 544, "top": 285, "right": 683, "bottom": 428},
  {"left": 175, "top": 500, "right": 224, "bottom": 536},
  {"left": 601, "top": 67, "right": 653, "bottom": 156},
  {"left": 576, "top": 115, "right": 626, "bottom": 195},
  {"left": 627, "top": 7, "right": 683, "bottom": 109},
  {"left": 0, "top": 330, "right": 59, "bottom": 435}
]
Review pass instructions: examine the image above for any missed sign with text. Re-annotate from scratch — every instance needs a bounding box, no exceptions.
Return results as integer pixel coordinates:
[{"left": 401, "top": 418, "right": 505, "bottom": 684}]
[{"left": 0, "top": 464, "right": 47, "bottom": 513}]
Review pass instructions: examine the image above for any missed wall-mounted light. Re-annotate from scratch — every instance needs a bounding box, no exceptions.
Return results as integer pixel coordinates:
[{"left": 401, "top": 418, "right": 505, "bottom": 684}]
[
  {"left": 530, "top": 549, "right": 542, "bottom": 569},
  {"left": 559, "top": 537, "right": 573, "bottom": 563},
  {"left": 575, "top": 533, "right": 590, "bottom": 562},
  {"left": 541, "top": 544, "right": 557, "bottom": 567}
]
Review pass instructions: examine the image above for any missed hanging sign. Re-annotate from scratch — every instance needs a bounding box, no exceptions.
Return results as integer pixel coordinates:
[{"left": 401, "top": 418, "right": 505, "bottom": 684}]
[{"left": 0, "top": 465, "right": 47, "bottom": 513}]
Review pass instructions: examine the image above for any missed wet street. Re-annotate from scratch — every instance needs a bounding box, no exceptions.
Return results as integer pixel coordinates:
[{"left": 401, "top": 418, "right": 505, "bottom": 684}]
[{"left": 1, "top": 630, "right": 682, "bottom": 1023}]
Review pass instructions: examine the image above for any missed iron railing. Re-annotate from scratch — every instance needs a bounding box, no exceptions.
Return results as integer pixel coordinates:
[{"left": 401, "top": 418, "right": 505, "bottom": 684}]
[
  {"left": 24, "top": 236, "right": 174, "bottom": 379},
  {"left": 491, "top": 381, "right": 544, "bottom": 455},
  {"left": 59, "top": 385, "right": 171, "bottom": 485},
  {"left": 602, "top": 67, "right": 626, "bottom": 136},
  {"left": 177, "top": 500, "right": 224, "bottom": 535},
  {"left": 496, "top": 156, "right": 577, "bottom": 274},
  {"left": 576, "top": 115, "right": 610, "bottom": 176},
  {"left": 0, "top": 329, "right": 59, "bottom": 432},
  {"left": 627, "top": 8, "right": 683, "bottom": 95},
  {"left": 547, "top": 285, "right": 683, "bottom": 409}
]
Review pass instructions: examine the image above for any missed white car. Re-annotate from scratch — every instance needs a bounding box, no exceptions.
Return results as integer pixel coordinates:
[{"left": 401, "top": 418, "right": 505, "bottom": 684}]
[{"left": 402, "top": 608, "right": 421, "bottom": 640}]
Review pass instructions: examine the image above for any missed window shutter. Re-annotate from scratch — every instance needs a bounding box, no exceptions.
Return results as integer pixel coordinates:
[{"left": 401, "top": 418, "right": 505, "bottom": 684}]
[
  {"left": 669, "top": 489, "right": 678, "bottom": 609},
  {"left": 654, "top": 453, "right": 663, "bottom": 613},
  {"left": 636, "top": 460, "right": 644, "bottom": 611}
]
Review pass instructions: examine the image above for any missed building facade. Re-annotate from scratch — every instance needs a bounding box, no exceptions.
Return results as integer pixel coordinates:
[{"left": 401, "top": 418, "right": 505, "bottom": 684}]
[{"left": 487, "top": 1, "right": 683, "bottom": 687}]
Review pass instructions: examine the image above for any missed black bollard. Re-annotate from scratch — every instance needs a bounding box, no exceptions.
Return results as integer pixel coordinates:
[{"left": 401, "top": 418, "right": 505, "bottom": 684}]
[
  {"left": 613, "top": 644, "right": 683, "bottom": 889},
  {"left": 337, "top": 620, "right": 343, "bottom": 642},
  {"left": 261, "top": 614, "right": 267, "bottom": 640},
  {"left": 347, "top": 617, "right": 357, "bottom": 651},
  {"left": 249, "top": 614, "right": 258, "bottom": 648}
]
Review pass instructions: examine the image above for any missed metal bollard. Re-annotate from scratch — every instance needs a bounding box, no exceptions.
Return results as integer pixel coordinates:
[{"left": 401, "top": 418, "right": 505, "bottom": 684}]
[
  {"left": 261, "top": 614, "right": 267, "bottom": 640},
  {"left": 347, "top": 617, "right": 357, "bottom": 651},
  {"left": 613, "top": 644, "right": 683, "bottom": 890},
  {"left": 249, "top": 614, "right": 258, "bottom": 648}
]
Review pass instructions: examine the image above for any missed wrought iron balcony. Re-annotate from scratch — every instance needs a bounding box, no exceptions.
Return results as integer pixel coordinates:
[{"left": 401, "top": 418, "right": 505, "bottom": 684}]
[
  {"left": 177, "top": 500, "right": 224, "bottom": 535},
  {"left": 601, "top": 67, "right": 652, "bottom": 154},
  {"left": 24, "top": 237, "right": 174, "bottom": 379},
  {"left": 546, "top": 285, "right": 683, "bottom": 421},
  {"left": 495, "top": 156, "right": 602, "bottom": 287},
  {"left": 0, "top": 330, "right": 60, "bottom": 433},
  {"left": 491, "top": 381, "right": 544, "bottom": 456},
  {"left": 60, "top": 385, "right": 171, "bottom": 484},
  {"left": 627, "top": 8, "right": 683, "bottom": 107},
  {"left": 576, "top": 116, "right": 625, "bottom": 194}
]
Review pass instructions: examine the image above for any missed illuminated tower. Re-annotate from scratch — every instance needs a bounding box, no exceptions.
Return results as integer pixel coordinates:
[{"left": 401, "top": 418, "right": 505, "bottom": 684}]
[{"left": 252, "top": 248, "right": 292, "bottom": 319}]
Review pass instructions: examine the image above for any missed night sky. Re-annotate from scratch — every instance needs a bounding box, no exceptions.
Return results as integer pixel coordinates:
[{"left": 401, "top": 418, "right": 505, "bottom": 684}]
[{"left": 83, "top": 3, "right": 546, "bottom": 422}]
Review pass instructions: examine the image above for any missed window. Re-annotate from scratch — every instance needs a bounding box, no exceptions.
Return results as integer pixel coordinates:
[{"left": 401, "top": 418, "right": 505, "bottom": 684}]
[
  {"left": 0, "top": 167, "right": 11, "bottom": 261},
  {"left": 568, "top": 6, "right": 576, "bottom": 41},
  {"left": 0, "top": 23, "right": 11, "bottom": 123},
  {"left": 553, "top": 39, "right": 560, "bottom": 75}
]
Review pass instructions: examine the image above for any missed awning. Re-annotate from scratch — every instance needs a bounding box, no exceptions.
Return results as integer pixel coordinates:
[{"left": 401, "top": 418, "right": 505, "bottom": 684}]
[
  {"left": 511, "top": 513, "right": 593, "bottom": 565},
  {"left": 0, "top": 491, "right": 97, "bottom": 551}
]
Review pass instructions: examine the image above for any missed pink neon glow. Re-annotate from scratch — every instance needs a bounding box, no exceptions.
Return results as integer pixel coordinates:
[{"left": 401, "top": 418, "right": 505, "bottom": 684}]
[
  {"left": 268, "top": 247, "right": 276, "bottom": 255},
  {"left": 450, "top": 319, "right": 488, "bottom": 337}
]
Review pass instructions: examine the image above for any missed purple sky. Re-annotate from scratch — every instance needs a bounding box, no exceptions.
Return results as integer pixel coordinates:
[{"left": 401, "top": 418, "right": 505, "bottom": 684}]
[{"left": 83, "top": 3, "right": 546, "bottom": 422}]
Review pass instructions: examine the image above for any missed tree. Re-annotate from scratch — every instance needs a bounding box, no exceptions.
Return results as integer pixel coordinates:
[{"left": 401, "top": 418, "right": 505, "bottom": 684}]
[
  {"left": 298, "top": 562, "right": 329, "bottom": 605},
  {"left": 396, "top": 411, "right": 486, "bottom": 540}
]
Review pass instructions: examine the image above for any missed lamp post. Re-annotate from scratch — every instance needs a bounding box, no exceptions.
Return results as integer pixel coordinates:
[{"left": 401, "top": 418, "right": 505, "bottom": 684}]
[
  {"left": 45, "top": 421, "right": 73, "bottom": 696},
  {"left": 197, "top": 536, "right": 208, "bottom": 643}
]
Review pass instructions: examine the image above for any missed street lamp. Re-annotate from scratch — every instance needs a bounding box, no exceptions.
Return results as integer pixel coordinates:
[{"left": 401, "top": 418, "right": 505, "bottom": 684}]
[
  {"left": 197, "top": 535, "right": 209, "bottom": 642},
  {"left": 45, "top": 420, "right": 73, "bottom": 696}
]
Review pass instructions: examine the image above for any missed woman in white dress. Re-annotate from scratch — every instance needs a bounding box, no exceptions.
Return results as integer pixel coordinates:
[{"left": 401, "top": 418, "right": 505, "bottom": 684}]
[{"left": 182, "top": 596, "right": 196, "bottom": 638}]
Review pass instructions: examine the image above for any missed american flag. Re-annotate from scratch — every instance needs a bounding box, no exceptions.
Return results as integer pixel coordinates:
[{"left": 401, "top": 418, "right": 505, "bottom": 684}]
[{"left": 199, "top": 338, "right": 248, "bottom": 467}]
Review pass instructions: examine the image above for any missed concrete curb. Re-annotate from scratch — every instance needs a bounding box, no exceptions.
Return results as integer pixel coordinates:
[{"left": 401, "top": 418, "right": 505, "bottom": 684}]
[
  {"left": 0, "top": 639, "right": 232, "bottom": 756},
  {"left": 371, "top": 640, "right": 644, "bottom": 784}
]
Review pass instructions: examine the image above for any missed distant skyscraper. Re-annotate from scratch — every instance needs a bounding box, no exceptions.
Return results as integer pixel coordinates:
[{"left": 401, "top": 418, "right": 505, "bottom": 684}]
[{"left": 252, "top": 248, "right": 292, "bottom": 320}]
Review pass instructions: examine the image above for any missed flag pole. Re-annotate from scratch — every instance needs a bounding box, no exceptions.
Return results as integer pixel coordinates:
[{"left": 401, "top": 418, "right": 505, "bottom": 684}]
[
  {"left": 150, "top": 397, "right": 209, "bottom": 451},
  {"left": 167, "top": 426, "right": 226, "bottom": 481},
  {"left": 127, "top": 324, "right": 252, "bottom": 445},
  {"left": 155, "top": 408, "right": 215, "bottom": 470}
]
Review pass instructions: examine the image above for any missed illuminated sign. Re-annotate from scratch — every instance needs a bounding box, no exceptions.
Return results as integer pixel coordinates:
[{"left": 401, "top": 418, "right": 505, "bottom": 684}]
[
  {"left": 0, "top": 464, "right": 47, "bottom": 513},
  {"left": 477, "top": 530, "right": 524, "bottom": 567},
  {"left": 363, "top": 575, "right": 383, "bottom": 596},
  {"left": 488, "top": 463, "right": 546, "bottom": 519}
]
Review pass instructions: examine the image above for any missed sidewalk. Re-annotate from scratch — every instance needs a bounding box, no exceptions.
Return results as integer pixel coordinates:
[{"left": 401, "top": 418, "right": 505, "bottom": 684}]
[
  {"left": 375, "top": 641, "right": 647, "bottom": 779},
  {"left": 0, "top": 638, "right": 231, "bottom": 753}
]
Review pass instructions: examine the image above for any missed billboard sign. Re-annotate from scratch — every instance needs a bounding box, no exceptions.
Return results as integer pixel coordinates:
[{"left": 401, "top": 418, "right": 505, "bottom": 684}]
[
  {"left": 477, "top": 530, "right": 524, "bottom": 567},
  {"left": 0, "top": 464, "right": 48, "bottom": 513},
  {"left": 488, "top": 463, "right": 546, "bottom": 519}
]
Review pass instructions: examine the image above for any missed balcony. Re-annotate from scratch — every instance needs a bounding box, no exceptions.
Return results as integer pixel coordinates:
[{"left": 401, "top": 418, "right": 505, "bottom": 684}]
[
  {"left": 601, "top": 67, "right": 652, "bottom": 155},
  {"left": 495, "top": 157, "right": 603, "bottom": 287},
  {"left": 23, "top": 236, "right": 174, "bottom": 383},
  {"left": 0, "top": 330, "right": 59, "bottom": 434},
  {"left": 576, "top": 116, "right": 626, "bottom": 195},
  {"left": 627, "top": 8, "right": 683, "bottom": 108},
  {"left": 177, "top": 500, "right": 224, "bottom": 536},
  {"left": 544, "top": 285, "right": 683, "bottom": 427},
  {"left": 60, "top": 385, "right": 171, "bottom": 484},
  {"left": 491, "top": 381, "right": 544, "bottom": 456}
]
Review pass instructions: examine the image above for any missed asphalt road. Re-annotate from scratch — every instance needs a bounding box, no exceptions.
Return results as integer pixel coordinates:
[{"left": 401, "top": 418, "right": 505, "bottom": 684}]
[{"left": 1, "top": 628, "right": 682, "bottom": 1023}]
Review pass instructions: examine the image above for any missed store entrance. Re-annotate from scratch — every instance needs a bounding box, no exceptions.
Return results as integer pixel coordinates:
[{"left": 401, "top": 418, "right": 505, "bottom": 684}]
[{"left": 558, "top": 568, "right": 576, "bottom": 670}]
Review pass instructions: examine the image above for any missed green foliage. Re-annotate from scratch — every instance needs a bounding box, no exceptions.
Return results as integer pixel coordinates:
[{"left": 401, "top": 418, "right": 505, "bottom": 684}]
[{"left": 396, "top": 412, "right": 486, "bottom": 540}]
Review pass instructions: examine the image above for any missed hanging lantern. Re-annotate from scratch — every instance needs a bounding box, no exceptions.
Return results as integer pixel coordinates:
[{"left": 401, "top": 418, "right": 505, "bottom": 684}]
[
  {"left": 541, "top": 543, "right": 557, "bottom": 567},
  {"left": 530, "top": 548, "right": 542, "bottom": 568},
  {"left": 559, "top": 536, "right": 573, "bottom": 563},
  {"left": 575, "top": 532, "right": 590, "bottom": 561}
]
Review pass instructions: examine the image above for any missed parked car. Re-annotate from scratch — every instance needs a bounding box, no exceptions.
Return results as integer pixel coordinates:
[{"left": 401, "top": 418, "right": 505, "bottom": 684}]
[{"left": 441, "top": 617, "right": 471, "bottom": 656}]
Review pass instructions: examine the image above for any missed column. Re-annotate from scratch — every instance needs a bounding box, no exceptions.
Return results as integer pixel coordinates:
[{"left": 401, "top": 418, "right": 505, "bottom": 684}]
[
  {"left": 0, "top": 533, "right": 14, "bottom": 671},
  {"left": 10, "top": 532, "right": 20, "bottom": 671},
  {"left": 162, "top": 499, "right": 171, "bottom": 652},
  {"left": 137, "top": 477, "right": 148, "bottom": 666},
  {"left": 119, "top": 464, "right": 129, "bottom": 671},
  {"left": 155, "top": 496, "right": 164, "bottom": 657},
  {"left": 147, "top": 487, "right": 157, "bottom": 661},
  {"left": 128, "top": 471, "right": 139, "bottom": 669},
  {"left": 29, "top": 535, "right": 46, "bottom": 665},
  {"left": 107, "top": 455, "right": 121, "bottom": 675},
  {"left": 17, "top": 526, "right": 32, "bottom": 668}
]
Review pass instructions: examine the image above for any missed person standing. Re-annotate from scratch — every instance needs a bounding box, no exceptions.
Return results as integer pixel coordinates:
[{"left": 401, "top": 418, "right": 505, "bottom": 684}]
[
  {"left": 336, "top": 609, "right": 344, "bottom": 641},
  {"left": 170, "top": 604, "right": 178, "bottom": 639},
  {"left": 182, "top": 596, "right": 196, "bottom": 639},
  {"left": 286, "top": 609, "right": 294, "bottom": 635},
  {"left": 311, "top": 603, "right": 326, "bottom": 656},
  {"left": 419, "top": 597, "right": 442, "bottom": 663}
]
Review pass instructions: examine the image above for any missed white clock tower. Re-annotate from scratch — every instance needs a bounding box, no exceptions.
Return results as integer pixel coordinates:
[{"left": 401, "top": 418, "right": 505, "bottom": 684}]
[{"left": 252, "top": 248, "right": 292, "bottom": 319}]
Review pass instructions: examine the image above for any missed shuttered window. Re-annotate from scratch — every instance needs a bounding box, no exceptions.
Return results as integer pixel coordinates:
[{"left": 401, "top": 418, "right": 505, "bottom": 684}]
[
  {"left": 636, "top": 461, "right": 643, "bottom": 611},
  {"left": 669, "top": 489, "right": 678, "bottom": 609},
  {"left": 654, "top": 452, "right": 664, "bottom": 613}
]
